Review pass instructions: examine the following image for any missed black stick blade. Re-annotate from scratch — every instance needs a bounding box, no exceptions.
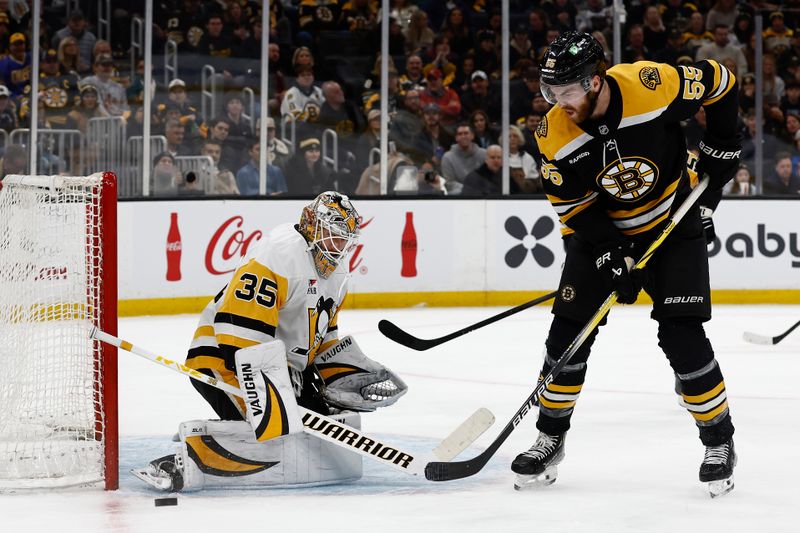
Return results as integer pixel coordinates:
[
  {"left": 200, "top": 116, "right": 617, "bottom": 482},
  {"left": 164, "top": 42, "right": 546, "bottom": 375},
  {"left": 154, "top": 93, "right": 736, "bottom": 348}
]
[{"left": 378, "top": 319, "right": 437, "bottom": 351}]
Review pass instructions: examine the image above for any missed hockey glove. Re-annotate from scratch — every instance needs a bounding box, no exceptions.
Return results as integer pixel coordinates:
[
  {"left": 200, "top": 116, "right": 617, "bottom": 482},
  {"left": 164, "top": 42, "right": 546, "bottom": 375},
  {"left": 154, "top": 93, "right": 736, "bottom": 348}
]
[
  {"left": 700, "top": 206, "right": 715, "bottom": 244},
  {"left": 696, "top": 133, "right": 741, "bottom": 191},
  {"left": 594, "top": 242, "right": 644, "bottom": 305}
]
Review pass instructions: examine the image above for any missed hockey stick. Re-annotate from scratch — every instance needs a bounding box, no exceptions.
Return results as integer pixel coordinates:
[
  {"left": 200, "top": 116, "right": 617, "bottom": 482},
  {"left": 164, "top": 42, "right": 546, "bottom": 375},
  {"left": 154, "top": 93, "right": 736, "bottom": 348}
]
[
  {"left": 91, "top": 328, "right": 493, "bottom": 478},
  {"left": 425, "top": 177, "right": 710, "bottom": 482},
  {"left": 379, "top": 291, "right": 558, "bottom": 351},
  {"left": 743, "top": 318, "right": 800, "bottom": 345}
]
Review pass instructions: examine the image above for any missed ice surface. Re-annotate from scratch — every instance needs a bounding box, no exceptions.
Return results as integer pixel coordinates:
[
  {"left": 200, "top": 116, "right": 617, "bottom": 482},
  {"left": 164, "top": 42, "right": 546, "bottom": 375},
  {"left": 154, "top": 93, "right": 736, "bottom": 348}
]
[{"left": 1, "top": 304, "right": 798, "bottom": 532}]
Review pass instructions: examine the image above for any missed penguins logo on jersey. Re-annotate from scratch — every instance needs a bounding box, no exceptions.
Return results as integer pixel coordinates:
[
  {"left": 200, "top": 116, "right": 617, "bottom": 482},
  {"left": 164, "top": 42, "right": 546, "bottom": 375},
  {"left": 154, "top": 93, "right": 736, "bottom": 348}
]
[
  {"left": 306, "top": 296, "right": 337, "bottom": 364},
  {"left": 596, "top": 157, "right": 658, "bottom": 201},
  {"left": 639, "top": 67, "right": 662, "bottom": 90}
]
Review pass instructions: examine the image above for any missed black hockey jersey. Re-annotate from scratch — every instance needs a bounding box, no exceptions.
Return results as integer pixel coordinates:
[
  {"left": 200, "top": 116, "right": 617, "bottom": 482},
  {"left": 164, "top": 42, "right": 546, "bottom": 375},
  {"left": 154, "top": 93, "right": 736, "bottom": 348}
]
[{"left": 536, "top": 60, "right": 738, "bottom": 245}]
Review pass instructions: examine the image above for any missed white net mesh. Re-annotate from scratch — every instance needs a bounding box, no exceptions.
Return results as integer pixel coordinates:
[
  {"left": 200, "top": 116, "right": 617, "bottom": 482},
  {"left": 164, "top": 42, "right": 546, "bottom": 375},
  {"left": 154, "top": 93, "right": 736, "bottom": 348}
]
[{"left": 0, "top": 175, "right": 108, "bottom": 489}]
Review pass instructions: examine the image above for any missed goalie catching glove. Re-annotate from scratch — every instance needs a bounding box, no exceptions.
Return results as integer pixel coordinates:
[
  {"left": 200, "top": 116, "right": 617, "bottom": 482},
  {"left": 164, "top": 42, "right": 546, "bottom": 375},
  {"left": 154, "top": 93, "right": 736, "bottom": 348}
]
[{"left": 315, "top": 336, "right": 408, "bottom": 412}]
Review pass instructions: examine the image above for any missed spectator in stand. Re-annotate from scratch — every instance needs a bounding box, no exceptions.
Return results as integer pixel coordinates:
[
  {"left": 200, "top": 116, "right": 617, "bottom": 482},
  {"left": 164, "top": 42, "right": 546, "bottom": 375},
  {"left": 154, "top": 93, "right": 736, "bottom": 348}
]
[
  {"left": 162, "top": 79, "right": 201, "bottom": 139},
  {"left": 655, "top": 28, "right": 688, "bottom": 65},
  {"left": 264, "top": 117, "right": 291, "bottom": 170},
  {"left": 404, "top": 9, "right": 434, "bottom": 55},
  {"left": 291, "top": 46, "right": 315, "bottom": 78},
  {"left": 266, "top": 43, "right": 287, "bottom": 107},
  {"left": 725, "top": 165, "right": 757, "bottom": 196},
  {"left": 38, "top": 48, "right": 79, "bottom": 129},
  {"left": 0, "top": 84, "right": 17, "bottom": 132},
  {"left": 423, "top": 35, "right": 457, "bottom": 87},
  {"left": 0, "top": 13, "right": 11, "bottom": 57},
  {"left": 512, "top": 67, "right": 540, "bottom": 122},
  {"left": 390, "top": 89, "right": 424, "bottom": 155},
  {"left": 508, "top": 126, "right": 542, "bottom": 194},
  {"left": 781, "top": 112, "right": 800, "bottom": 146},
  {"left": 733, "top": 13, "right": 754, "bottom": 48},
  {"left": 92, "top": 40, "right": 113, "bottom": 65},
  {"left": 510, "top": 23, "right": 534, "bottom": 66},
  {"left": 281, "top": 65, "right": 324, "bottom": 123},
  {"left": 440, "top": 8, "right": 471, "bottom": 60},
  {"left": 469, "top": 109, "right": 498, "bottom": 149},
  {"left": 592, "top": 30, "right": 613, "bottom": 65},
  {"left": 205, "top": 117, "right": 241, "bottom": 172},
  {"left": 363, "top": 66, "right": 401, "bottom": 115},
  {"left": 163, "top": 118, "right": 191, "bottom": 158},
  {"left": 285, "top": 137, "right": 332, "bottom": 196},
  {"left": 152, "top": 152, "right": 180, "bottom": 196},
  {"left": 474, "top": 30, "right": 500, "bottom": 78},
  {"left": 51, "top": 11, "right": 96, "bottom": 67},
  {"left": 683, "top": 12, "right": 714, "bottom": 55},
  {"left": 764, "top": 151, "right": 800, "bottom": 195},
  {"left": 65, "top": 85, "right": 108, "bottom": 133},
  {"left": 462, "top": 144, "right": 503, "bottom": 196},
  {"left": 441, "top": 123, "right": 486, "bottom": 193},
  {"left": 527, "top": 8, "right": 551, "bottom": 51},
  {"left": 0, "top": 33, "right": 31, "bottom": 97},
  {"left": 225, "top": 0, "right": 250, "bottom": 43},
  {"left": 399, "top": 54, "right": 426, "bottom": 94},
  {"left": 763, "top": 12, "right": 794, "bottom": 55},
  {"left": 384, "top": 16, "right": 407, "bottom": 56},
  {"left": 740, "top": 110, "right": 780, "bottom": 171},
  {"left": 575, "top": 0, "right": 610, "bottom": 34},
  {"left": 342, "top": 0, "right": 378, "bottom": 33},
  {"left": 520, "top": 111, "right": 542, "bottom": 157},
  {"left": 0, "top": 143, "right": 26, "bottom": 178},
  {"left": 355, "top": 109, "right": 382, "bottom": 173},
  {"left": 127, "top": 58, "right": 145, "bottom": 107},
  {"left": 318, "top": 80, "right": 365, "bottom": 163},
  {"left": 412, "top": 103, "right": 454, "bottom": 167},
  {"left": 782, "top": 79, "right": 800, "bottom": 117},
  {"left": 128, "top": 105, "right": 144, "bottom": 138},
  {"left": 453, "top": 54, "right": 476, "bottom": 96},
  {"left": 82, "top": 54, "right": 129, "bottom": 119},
  {"left": 739, "top": 72, "right": 756, "bottom": 114},
  {"left": 763, "top": 53, "right": 786, "bottom": 101},
  {"left": 706, "top": 0, "right": 738, "bottom": 32},
  {"left": 236, "top": 138, "right": 288, "bottom": 196},
  {"left": 642, "top": 6, "right": 668, "bottom": 53},
  {"left": 57, "top": 36, "right": 88, "bottom": 76},
  {"left": 696, "top": 25, "right": 748, "bottom": 78},
  {"left": 419, "top": 69, "right": 461, "bottom": 127},
  {"left": 194, "top": 14, "right": 234, "bottom": 77},
  {"left": 461, "top": 70, "right": 500, "bottom": 122},
  {"left": 201, "top": 139, "right": 240, "bottom": 195},
  {"left": 622, "top": 25, "right": 651, "bottom": 63},
  {"left": 222, "top": 92, "right": 253, "bottom": 154},
  {"left": 390, "top": 0, "right": 419, "bottom": 32}
]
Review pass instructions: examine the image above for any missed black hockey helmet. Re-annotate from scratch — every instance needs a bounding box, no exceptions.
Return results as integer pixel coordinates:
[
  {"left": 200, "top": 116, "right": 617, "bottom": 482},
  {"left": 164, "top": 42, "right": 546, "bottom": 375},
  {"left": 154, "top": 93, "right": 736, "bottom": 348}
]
[{"left": 539, "top": 31, "right": 606, "bottom": 102}]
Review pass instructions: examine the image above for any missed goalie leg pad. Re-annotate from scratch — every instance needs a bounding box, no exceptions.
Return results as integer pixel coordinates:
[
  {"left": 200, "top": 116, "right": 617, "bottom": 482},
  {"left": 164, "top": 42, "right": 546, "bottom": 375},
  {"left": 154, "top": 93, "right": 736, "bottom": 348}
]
[
  {"left": 315, "top": 336, "right": 408, "bottom": 412},
  {"left": 234, "top": 340, "right": 303, "bottom": 441},
  {"left": 174, "top": 414, "right": 363, "bottom": 491}
]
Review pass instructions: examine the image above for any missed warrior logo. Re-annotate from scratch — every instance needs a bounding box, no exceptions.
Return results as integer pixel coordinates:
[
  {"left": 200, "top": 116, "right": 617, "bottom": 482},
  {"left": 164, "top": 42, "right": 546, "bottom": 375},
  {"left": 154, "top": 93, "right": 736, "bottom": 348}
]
[
  {"left": 639, "top": 66, "right": 662, "bottom": 90},
  {"left": 596, "top": 156, "right": 658, "bottom": 201},
  {"left": 536, "top": 116, "right": 548, "bottom": 138}
]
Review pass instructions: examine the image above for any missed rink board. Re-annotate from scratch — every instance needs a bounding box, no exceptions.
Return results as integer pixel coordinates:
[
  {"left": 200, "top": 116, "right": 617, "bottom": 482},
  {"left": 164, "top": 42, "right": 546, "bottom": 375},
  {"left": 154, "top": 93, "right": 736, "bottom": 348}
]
[{"left": 117, "top": 198, "right": 800, "bottom": 315}]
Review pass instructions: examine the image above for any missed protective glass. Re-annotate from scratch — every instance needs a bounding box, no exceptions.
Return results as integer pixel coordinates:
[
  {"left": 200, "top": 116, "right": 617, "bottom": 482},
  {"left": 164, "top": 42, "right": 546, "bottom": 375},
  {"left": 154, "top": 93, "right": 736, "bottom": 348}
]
[{"left": 541, "top": 76, "right": 592, "bottom": 106}]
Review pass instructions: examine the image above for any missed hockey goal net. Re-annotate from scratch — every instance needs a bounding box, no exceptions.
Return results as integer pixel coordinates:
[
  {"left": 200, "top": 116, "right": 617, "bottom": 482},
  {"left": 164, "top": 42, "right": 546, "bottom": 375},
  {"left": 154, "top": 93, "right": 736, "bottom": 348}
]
[{"left": 0, "top": 172, "right": 118, "bottom": 490}]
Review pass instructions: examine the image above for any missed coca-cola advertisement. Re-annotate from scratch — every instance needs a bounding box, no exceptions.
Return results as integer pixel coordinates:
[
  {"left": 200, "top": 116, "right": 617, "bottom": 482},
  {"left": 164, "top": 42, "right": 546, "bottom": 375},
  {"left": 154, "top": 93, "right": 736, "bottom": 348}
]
[{"left": 166, "top": 212, "right": 182, "bottom": 281}]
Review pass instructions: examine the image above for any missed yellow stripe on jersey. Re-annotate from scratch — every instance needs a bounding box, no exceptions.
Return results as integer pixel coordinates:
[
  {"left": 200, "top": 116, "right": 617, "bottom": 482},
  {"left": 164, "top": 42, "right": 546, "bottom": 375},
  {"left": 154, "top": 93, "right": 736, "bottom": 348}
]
[
  {"left": 215, "top": 334, "right": 259, "bottom": 350},
  {"left": 536, "top": 105, "right": 591, "bottom": 161},
  {"left": 621, "top": 209, "right": 672, "bottom": 235},
  {"left": 608, "top": 62, "right": 681, "bottom": 121},
  {"left": 608, "top": 177, "right": 680, "bottom": 220},
  {"left": 702, "top": 60, "right": 735, "bottom": 106},
  {"left": 193, "top": 325, "right": 216, "bottom": 340}
]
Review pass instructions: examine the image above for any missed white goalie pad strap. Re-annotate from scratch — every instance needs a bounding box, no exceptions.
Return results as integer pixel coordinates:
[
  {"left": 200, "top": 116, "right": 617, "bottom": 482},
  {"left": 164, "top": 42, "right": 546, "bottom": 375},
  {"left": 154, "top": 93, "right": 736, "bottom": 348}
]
[
  {"left": 176, "top": 415, "right": 363, "bottom": 490},
  {"left": 234, "top": 340, "right": 303, "bottom": 441},
  {"left": 315, "top": 336, "right": 408, "bottom": 412}
]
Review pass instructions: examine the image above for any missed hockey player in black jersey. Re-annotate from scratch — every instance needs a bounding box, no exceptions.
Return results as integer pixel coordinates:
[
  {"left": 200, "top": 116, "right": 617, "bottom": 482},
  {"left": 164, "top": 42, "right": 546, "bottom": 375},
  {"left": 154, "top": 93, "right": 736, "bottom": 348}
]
[{"left": 511, "top": 32, "right": 739, "bottom": 497}]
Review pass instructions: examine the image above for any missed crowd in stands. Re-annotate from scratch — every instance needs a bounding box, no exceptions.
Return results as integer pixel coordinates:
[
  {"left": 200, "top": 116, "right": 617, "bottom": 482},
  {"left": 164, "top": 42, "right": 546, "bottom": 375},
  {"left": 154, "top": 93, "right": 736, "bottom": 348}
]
[{"left": 0, "top": 1, "right": 799, "bottom": 196}]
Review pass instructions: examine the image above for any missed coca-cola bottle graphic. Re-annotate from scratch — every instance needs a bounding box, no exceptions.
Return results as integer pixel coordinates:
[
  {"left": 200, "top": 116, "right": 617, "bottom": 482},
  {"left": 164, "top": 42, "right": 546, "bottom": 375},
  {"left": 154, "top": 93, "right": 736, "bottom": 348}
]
[
  {"left": 166, "top": 212, "right": 182, "bottom": 281},
  {"left": 401, "top": 211, "right": 417, "bottom": 277}
]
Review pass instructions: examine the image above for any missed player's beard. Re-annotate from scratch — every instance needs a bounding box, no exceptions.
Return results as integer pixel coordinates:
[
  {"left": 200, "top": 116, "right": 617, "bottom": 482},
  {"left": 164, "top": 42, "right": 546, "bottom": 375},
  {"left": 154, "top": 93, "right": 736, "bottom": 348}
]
[{"left": 561, "top": 82, "right": 601, "bottom": 124}]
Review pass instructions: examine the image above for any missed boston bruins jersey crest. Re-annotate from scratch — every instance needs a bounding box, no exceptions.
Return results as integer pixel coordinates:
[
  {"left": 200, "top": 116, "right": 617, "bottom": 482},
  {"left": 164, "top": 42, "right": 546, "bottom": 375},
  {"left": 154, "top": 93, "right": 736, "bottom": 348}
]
[
  {"left": 186, "top": 223, "right": 348, "bottom": 415},
  {"left": 535, "top": 60, "right": 737, "bottom": 244}
]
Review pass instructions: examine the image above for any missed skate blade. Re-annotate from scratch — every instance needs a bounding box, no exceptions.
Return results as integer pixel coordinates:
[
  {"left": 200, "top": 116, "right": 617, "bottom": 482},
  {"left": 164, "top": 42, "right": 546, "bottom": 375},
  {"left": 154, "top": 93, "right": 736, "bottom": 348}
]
[
  {"left": 707, "top": 476, "right": 734, "bottom": 498},
  {"left": 513, "top": 466, "right": 558, "bottom": 491},
  {"left": 130, "top": 468, "right": 173, "bottom": 491}
]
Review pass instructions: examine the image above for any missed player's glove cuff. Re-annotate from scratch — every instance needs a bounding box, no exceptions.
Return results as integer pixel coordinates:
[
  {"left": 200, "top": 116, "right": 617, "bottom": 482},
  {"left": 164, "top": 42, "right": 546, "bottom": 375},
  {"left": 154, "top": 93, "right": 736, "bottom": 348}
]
[
  {"left": 699, "top": 205, "right": 715, "bottom": 244},
  {"left": 697, "top": 134, "right": 741, "bottom": 191}
]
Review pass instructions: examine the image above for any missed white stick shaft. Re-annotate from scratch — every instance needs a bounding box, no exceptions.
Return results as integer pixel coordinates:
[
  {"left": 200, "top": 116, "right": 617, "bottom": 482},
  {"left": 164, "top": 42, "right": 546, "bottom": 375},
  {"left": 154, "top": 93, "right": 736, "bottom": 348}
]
[{"left": 91, "top": 328, "right": 455, "bottom": 477}]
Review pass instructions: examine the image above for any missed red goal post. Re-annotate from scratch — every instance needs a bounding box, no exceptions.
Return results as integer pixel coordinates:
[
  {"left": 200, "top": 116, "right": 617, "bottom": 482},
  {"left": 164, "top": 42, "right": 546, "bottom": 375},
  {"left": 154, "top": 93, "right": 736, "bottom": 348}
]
[{"left": 0, "top": 172, "right": 118, "bottom": 490}]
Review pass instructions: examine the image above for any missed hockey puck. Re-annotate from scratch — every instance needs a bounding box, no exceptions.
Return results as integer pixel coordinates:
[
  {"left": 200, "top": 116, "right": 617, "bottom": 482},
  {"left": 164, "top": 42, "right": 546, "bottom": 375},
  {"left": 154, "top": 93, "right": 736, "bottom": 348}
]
[{"left": 154, "top": 497, "right": 178, "bottom": 507}]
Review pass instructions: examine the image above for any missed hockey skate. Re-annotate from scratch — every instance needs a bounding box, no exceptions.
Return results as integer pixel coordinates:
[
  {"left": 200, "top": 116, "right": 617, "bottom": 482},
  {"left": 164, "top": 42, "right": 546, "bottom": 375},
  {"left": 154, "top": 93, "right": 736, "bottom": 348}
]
[
  {"left": 131, "top": 454, "right": 185, "bottom": 492},
  {"left": 511, "top": 432, "right": 565, "bottom": 490},
  {"left": 699, "top": 439, "right": 736, "bottom": 498}
]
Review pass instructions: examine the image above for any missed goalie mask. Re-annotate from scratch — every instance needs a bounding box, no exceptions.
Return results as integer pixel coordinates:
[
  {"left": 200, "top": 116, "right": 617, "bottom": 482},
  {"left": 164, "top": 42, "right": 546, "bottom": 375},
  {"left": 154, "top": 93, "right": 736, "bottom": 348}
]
[{"left": 299, "top": 191, "right": 361, "bottom": 279}]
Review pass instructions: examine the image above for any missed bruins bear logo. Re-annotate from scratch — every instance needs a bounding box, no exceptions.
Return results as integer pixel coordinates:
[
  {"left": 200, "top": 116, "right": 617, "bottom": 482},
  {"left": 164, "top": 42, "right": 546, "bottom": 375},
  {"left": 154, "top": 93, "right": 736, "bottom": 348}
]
[
  {"left": 639, "top": 67, "right": 661, "bottom": 90},
  {"left": 536, "top": 116, "right": 548, "bottom": 138},
  {"left": 596, "top": 156, "right": 658, "bottom": 201}
]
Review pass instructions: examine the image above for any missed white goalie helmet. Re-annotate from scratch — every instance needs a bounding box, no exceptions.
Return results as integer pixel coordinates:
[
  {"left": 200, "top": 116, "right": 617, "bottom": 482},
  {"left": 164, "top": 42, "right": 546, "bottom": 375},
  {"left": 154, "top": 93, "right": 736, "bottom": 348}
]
[{"left": 299, "top": 191, "right": 361, "bottom": 279}]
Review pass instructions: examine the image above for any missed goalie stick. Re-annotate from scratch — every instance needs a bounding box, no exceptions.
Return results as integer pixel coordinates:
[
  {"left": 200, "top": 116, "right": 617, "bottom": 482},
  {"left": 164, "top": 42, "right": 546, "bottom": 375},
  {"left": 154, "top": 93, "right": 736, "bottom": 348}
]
[
  {"left": 743, "top": 318, "right": 800, "bottom": 345},
  {"left": 424, "top": 177, "right": 710, "bottom": 482},
  {"left": 90, "top": 328, "right": 493, "bottom": 477},
  {"left": 379, "top": 292, "right": 558, "bottom": 351}
]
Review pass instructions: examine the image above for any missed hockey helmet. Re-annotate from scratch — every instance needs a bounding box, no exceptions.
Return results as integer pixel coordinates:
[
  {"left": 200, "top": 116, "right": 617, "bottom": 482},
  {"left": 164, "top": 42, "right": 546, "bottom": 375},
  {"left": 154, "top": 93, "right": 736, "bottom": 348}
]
[
  {"left": 539, "top": 31, "right": 606, "bottom": 105},
  {"left": 299, "top": 191, "right": 361, "bottom": 279}
]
